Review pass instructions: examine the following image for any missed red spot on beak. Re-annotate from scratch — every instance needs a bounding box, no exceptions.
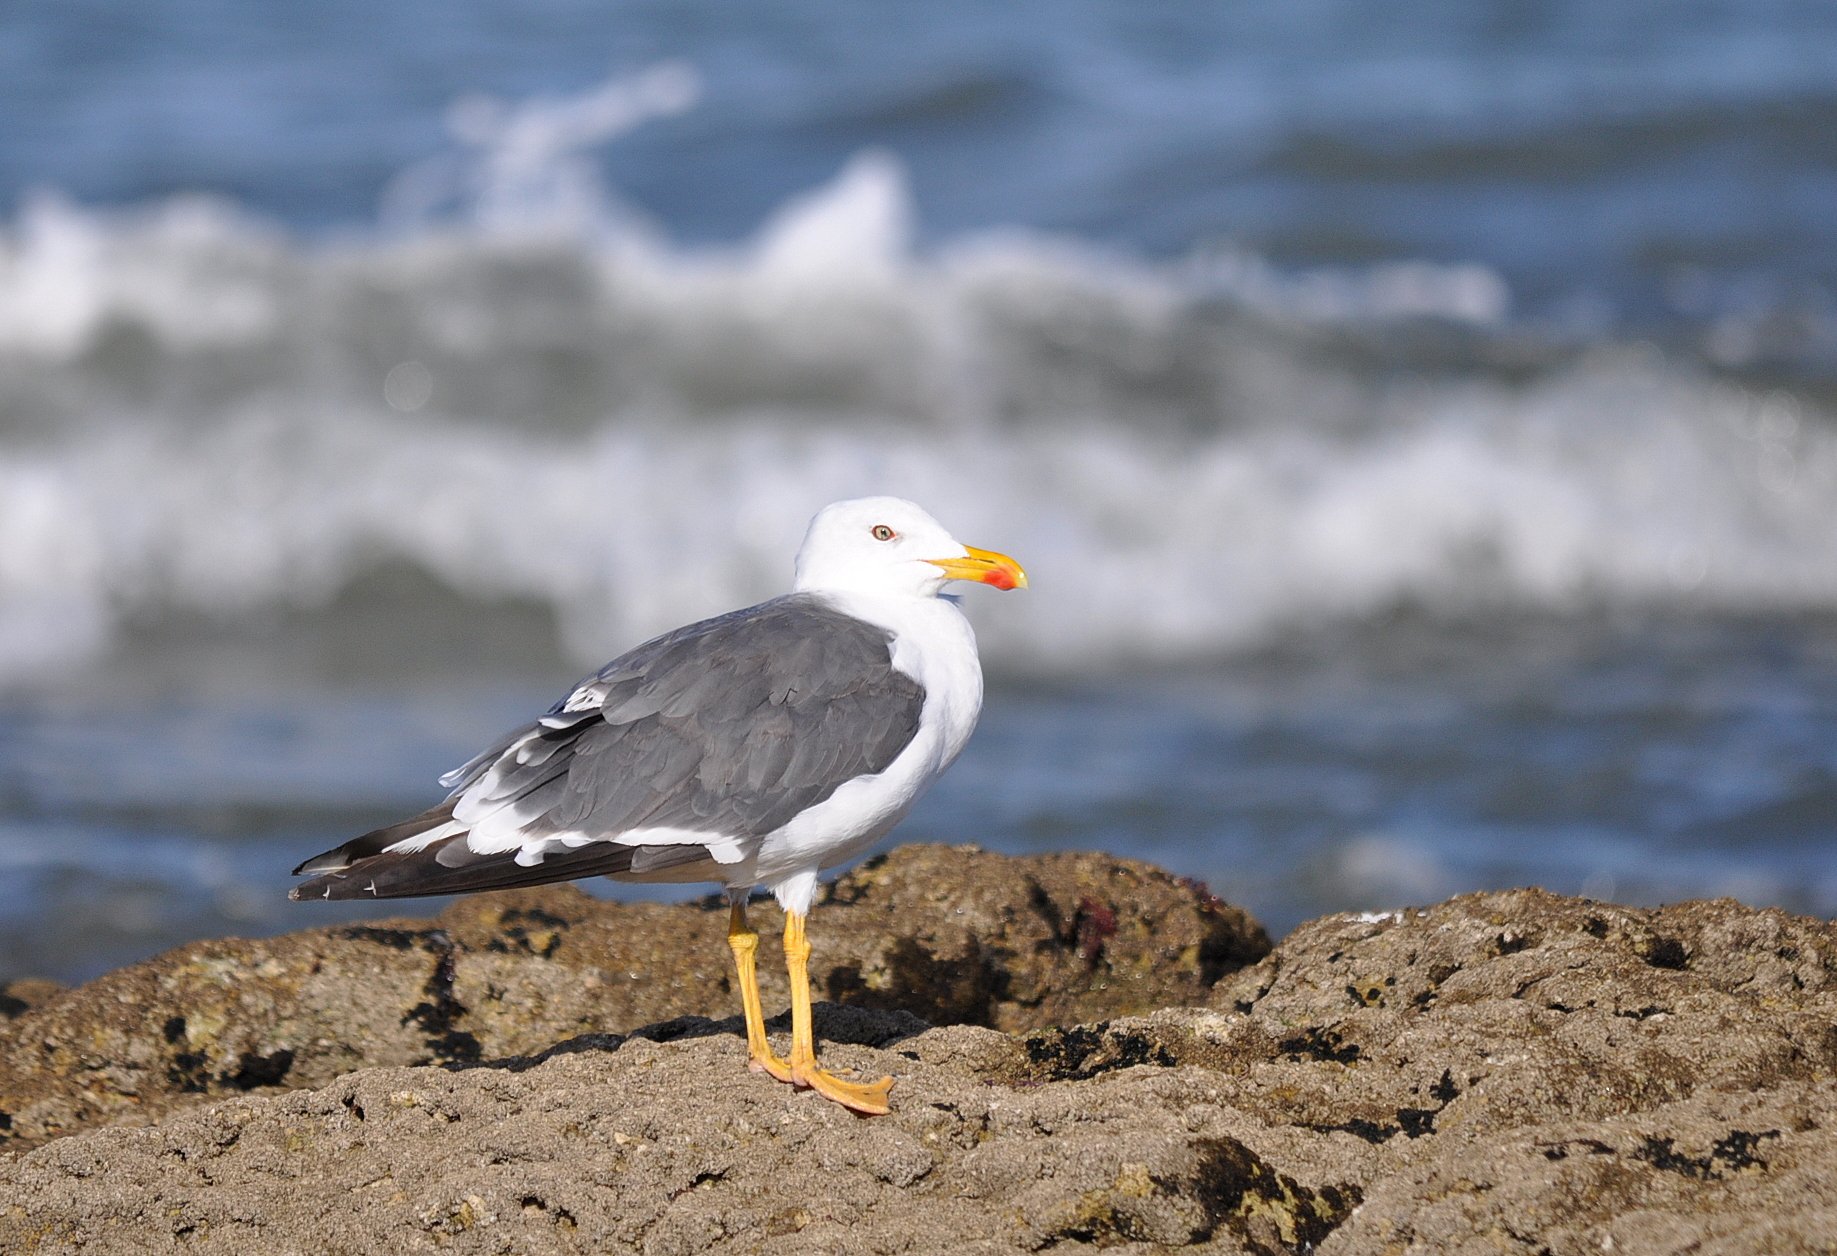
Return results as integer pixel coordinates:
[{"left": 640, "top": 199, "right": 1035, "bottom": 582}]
[{"left": 924, "top": 546, "right": 1028, "bottom": 589}]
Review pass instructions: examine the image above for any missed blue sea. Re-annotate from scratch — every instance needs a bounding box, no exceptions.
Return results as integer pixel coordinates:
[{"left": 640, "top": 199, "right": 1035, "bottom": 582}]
[{"left": 4, "top": 1, "right": 1837, "bottom": 984}]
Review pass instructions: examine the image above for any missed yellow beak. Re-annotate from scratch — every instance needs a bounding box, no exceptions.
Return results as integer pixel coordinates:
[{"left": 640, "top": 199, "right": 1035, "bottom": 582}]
[{"left": 925, "top": 545, "right": 1029, "bottom": 591}]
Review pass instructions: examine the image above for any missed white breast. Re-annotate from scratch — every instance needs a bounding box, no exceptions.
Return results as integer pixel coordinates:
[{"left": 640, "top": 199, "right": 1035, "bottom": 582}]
[{"left": 748, "top": 590, "right": 984, "bottom": 912}]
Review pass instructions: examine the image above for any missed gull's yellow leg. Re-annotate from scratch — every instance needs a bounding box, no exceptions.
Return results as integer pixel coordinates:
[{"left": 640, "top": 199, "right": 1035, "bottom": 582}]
[
  {"left": 784, "top": 909, "right": 893, "bottom": 1115},
  {"left": 727, "top": 900, "right": 792, "bottom": 1082}
]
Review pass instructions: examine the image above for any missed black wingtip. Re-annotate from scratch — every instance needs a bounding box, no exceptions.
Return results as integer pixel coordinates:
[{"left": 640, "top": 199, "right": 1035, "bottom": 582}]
[
  {"left": 289, "top": 799, "right": 462, "bottom": 888},
  {"left": 288, "top": 871, "right": 344, "bottom": 901}
]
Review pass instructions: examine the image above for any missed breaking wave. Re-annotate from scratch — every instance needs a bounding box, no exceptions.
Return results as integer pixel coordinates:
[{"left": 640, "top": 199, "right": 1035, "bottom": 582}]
[{"left": 1, "top": 69, "right": 1833, "bottom": 683}]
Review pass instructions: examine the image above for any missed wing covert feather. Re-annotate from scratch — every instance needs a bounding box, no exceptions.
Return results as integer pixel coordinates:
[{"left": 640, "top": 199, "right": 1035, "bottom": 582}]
[{"left": 459, "top": 593, "right": 925, "bottom": 844}]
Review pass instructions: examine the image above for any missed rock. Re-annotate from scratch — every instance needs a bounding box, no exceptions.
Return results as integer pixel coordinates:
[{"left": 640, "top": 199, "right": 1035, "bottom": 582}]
[
  {"left": 0, "top": 1018, "right": 1369, "bottom": 1256},
  {"left": 0, "top": 844, "right": 1266, "bottom": 1151},
  {"left": 4, "top": 866, "right": 1835, "bottom": 1252},
  {"left": 1207, "top": 889, "right": 1837, "bottom": 1147},
  {"left": 1193, "top": 888, "right": 1837, "bottom": 1252},
  {"left": 1336, "top": 1081, "right": 1837, "bottom": 1254}
]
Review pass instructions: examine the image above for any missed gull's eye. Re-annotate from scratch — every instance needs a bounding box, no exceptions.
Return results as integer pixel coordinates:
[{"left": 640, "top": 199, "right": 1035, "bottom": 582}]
[{"left": 871, "top": 524, "right": 896, "bottom": 541}]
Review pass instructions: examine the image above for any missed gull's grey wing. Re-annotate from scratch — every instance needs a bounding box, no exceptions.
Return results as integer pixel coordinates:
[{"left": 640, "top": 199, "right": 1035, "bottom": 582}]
[{"left": 291, "top": 593, "right": 926, "bottom": 900}]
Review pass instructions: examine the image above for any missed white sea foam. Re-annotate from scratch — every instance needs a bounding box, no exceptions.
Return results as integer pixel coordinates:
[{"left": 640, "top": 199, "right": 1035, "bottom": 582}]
[
  {"left": 4, "top": 355, "right": 1835, "bottom": 686},
  {"left": 380, "top": 60, "right": 700, "bottom": 238},
  {"left": 1, "top": 70, "right": 1834, "bottom": 685}
]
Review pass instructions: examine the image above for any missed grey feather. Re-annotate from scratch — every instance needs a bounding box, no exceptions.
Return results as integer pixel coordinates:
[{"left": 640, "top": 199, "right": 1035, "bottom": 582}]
[{"left": 290, "top": 593, "right": 927, "bottom": 901}]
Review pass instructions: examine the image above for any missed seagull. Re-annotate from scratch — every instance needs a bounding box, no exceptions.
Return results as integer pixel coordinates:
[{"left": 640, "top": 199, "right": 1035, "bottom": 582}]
[{"left": 291, "top": 497, "right": 1026, "bottom": 1114}]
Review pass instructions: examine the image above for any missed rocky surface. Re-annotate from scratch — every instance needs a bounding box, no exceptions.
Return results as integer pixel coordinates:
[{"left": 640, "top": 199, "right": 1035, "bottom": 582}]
[
  {"left": 3, "top": 848, "right": 1835, "bottom": 1254},
  {"left": 0, "top": 844, "right": 1266, "bottom": 1152},
  {"left": 1205, "top": 889, "right": 1837, "bottom": 1253}
]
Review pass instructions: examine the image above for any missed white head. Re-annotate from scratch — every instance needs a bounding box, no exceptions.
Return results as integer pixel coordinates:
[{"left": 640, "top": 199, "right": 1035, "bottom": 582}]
[{"left": 792, "top": 497, "right": 1028, "bottom": 598}]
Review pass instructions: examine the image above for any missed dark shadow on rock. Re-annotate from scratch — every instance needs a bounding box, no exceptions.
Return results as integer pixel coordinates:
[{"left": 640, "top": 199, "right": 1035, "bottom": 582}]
[
  {"left": 0, "top": 979, "right": 64, "bottom": 1020},
  {"left": 451, "top": 1005, "right": 930, "bottom": 1076}
]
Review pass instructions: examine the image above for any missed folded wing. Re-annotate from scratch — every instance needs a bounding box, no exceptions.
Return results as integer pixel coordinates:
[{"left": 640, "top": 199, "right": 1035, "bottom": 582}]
[{"left": 291, "top": 594, "right": 926, "bottom": 900}]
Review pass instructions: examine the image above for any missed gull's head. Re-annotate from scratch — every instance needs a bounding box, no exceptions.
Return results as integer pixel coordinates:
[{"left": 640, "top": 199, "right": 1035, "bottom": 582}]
[{"left": 793, "top": 497, "right": 1028, "bottom": 599}]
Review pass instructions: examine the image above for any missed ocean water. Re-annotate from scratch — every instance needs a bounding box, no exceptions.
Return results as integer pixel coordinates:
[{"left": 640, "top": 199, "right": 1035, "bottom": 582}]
[{"left": 4, "top": 2, "right": 1836, "bottom": 984}]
